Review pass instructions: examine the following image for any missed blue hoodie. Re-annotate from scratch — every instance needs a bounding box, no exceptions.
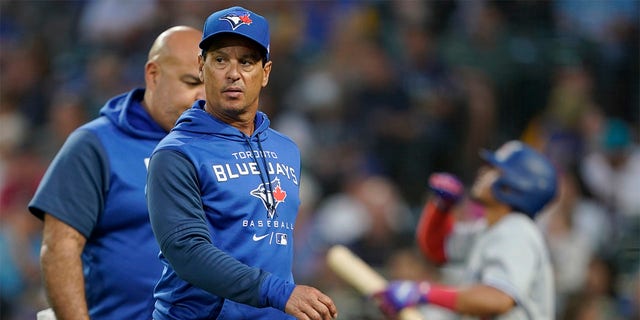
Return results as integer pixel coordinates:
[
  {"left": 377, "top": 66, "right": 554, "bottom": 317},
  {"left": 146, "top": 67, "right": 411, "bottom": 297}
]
[
  {"left": 147, "top": 101, "right": 299, "bottom": 319},
  {"left": 29, "top": 88, "right": 165, "bottom": 320}
]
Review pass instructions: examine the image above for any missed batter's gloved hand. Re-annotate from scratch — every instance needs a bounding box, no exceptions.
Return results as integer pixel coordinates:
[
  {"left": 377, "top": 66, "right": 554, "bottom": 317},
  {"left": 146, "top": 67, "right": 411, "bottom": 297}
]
[
  {"left": 428, "top": 173, "right": 464, "bottom": 211},
  {"left": 373, "top": 281, "right": 430, "bottom": 318}
]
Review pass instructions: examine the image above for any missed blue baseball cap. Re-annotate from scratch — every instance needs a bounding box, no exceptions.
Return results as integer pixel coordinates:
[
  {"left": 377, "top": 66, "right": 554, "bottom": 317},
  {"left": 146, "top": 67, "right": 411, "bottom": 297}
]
[{"left": 199, "top": 6, "right": 270, "bottom": 60}]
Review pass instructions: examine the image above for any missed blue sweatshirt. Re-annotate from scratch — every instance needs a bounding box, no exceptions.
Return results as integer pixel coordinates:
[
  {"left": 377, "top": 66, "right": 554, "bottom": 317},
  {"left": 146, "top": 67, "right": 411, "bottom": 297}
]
[
  {"left": 147, "top": 101, "right": 300, "bottom": 319},
  {"left": 29, "top": 88, "right": 165, "bottom": 320}
]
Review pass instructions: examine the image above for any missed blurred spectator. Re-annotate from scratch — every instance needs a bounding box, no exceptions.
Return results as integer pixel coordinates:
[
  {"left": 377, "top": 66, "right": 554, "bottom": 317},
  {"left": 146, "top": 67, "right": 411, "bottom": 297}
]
[
  {"left": 0, "top": 40, "right": 51, "bottom": 128},
  {"left": 291, "top": 171, "right": 324, "bottom": 284},
  {"left": 553, "top": 0, "right": 639, "bottom": 123},
  {"left": 346, "top": 39, "right": 414, "bottom": 186},
  {"left": 521, "top": 61, "right": 602, "bottom": 175},
  {"left": 0, "top": 95, "right": 27, "bottom": 163},
  {"left": 0, "top": 145, "right": 47, "bottom": 319},
  {"left": 537, "top": 168, "right": 612, "bottom": 316},
  {"left": 581, "top": 118, "right": 640, "bottom": 219},
  {"left": 314, "top": 175, "right": 415, "bottom": 267},
  {"left": 81, "top": 50, "right": 134, "bottom": 116},
  {"left": 32, "top": 91, "right": 88, "bottom": 160},
  {"left": 393, "top": 20, "right": 466, "bottom": 204},
  {"left": 439, "top": 1, "right": 521, "bottom": 141},
  {"left": 579, "top": 118, "right": 640, "bottom": 286},
  {"left": 78, "top": 0, "right": 158, "bottom": 46},
  {"left": 560, "top": 256, "right": 627, "bottom": 320}
]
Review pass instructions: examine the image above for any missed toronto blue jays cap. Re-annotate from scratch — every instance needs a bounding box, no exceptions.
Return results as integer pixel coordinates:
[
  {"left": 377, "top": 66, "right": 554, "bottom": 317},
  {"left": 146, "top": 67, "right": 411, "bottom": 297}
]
[{"left": 199, "top": 6, "right": 270, "bottom": 60}]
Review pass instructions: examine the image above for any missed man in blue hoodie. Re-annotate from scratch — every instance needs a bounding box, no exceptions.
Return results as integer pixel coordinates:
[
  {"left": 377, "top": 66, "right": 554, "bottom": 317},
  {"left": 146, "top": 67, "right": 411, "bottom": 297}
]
[
  {"left": 146, "top": 6, "right": 338, "bottom": 320},
  {"left": 29, "top": 26, "right": 205, "bottom": 320}
]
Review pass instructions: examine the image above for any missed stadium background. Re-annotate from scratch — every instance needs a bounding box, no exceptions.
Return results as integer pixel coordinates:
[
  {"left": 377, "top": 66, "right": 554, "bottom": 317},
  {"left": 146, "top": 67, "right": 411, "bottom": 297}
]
[{"left": 0, "top": 0, "right": 638, "bottom": 319}]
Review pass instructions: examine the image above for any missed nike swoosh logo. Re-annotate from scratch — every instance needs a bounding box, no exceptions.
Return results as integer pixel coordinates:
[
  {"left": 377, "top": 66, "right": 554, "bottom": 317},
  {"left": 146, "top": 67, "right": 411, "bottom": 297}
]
[{"left": 252, "top": 234, "right": 269, "bottom": 241}]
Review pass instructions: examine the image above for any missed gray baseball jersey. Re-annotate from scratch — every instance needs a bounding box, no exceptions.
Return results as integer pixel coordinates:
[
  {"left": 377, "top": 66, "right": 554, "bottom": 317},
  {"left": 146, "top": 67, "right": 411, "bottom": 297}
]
[{"left": 446, "top": 213, "right": 555, "bottom": 320}]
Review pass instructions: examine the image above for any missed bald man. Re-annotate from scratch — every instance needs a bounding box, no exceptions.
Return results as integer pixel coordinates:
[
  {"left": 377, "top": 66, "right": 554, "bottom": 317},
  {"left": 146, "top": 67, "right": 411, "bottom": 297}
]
[{"left": 29, "top": 26, "right": 205, "bottom": 320}]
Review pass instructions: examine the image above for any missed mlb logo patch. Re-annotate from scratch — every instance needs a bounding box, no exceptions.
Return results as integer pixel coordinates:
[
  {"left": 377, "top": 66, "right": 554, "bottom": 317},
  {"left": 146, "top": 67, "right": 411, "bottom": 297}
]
[{"left": 275, "top": 233, "right": 288, "bottom": 245}]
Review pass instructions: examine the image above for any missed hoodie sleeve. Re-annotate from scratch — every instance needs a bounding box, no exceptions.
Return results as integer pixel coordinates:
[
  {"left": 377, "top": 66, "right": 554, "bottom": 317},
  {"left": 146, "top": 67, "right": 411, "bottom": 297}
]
[{"left": 146, "top": 150, "right": 295, "bottom": 309}]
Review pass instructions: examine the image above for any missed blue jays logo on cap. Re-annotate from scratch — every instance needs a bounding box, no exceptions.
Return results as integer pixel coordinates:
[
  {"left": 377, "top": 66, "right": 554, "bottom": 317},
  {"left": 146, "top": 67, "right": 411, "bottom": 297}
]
[
  {"left": 200, "top": 6, "right": 270, "bottom": 60},
  {"left": 219, "top": 11, "right": 253, "bottom": 30}
]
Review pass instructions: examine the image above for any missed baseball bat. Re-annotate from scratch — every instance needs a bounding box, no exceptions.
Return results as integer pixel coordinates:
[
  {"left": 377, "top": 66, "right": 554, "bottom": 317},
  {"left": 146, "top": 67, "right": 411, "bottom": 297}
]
[
  {"left": 326, "top": 245, "right": 424, "bottom": 320},
  {"left": 37, "top": 308, "right": 57, "bottom": 320}
]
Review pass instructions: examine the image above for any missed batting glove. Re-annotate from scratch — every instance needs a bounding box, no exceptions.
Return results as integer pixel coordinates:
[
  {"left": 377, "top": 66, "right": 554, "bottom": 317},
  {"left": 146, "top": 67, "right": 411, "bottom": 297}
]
[
  {"left": 428, "top": 173, "right": 464, "bottom": 210},
  {"left": 373, "top": 281, "right": 430, "bottom": 318}
]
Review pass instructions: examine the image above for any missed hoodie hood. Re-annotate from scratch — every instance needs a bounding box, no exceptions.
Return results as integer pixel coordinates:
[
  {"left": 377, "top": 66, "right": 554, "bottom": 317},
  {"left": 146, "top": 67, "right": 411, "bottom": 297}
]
[
  {"left": 172, "top": 100, "right": 271, "bottom": 141},
  {"left": 99, "top": 88, "right": 166, "bottom": 140}
]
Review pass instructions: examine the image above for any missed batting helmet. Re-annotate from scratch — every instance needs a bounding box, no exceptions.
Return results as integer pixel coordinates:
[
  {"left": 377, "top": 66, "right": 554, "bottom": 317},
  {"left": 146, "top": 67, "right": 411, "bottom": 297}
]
[{"left": 480, "top": 141, "right": 558, "bottom": 218}]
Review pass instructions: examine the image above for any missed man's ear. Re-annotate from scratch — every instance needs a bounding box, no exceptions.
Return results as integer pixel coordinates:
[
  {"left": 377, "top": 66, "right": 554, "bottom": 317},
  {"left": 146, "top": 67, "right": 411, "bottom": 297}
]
[
  {"left": 198, "top": 54, "right": 205, "bottom": 82},
  {"left": 145, "top": 61, "right": 159, "bottom": 89},
  {"left": 262, "top": 60, "right": 272, "bottom": 88}
]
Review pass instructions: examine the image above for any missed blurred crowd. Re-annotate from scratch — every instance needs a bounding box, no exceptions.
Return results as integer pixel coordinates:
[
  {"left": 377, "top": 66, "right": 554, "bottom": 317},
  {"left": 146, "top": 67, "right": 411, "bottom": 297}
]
[{"left": 0, "top": 1, "right": 638, "bottom": 319}]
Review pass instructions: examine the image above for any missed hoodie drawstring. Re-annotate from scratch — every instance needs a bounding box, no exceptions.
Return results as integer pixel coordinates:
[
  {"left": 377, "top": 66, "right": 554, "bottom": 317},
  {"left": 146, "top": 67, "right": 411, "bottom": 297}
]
[{"left": 244, "top": 134, "right": 277, "bottom": 218}]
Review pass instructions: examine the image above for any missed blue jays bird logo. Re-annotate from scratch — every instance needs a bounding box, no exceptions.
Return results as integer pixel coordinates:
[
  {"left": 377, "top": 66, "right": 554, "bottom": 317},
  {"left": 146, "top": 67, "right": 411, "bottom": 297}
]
[
  {"left": 219, "top": 11, "right": 253, "bottom": 30},
  {"left": 251, "top": 177, "right": 287, "bottom": 219}
]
